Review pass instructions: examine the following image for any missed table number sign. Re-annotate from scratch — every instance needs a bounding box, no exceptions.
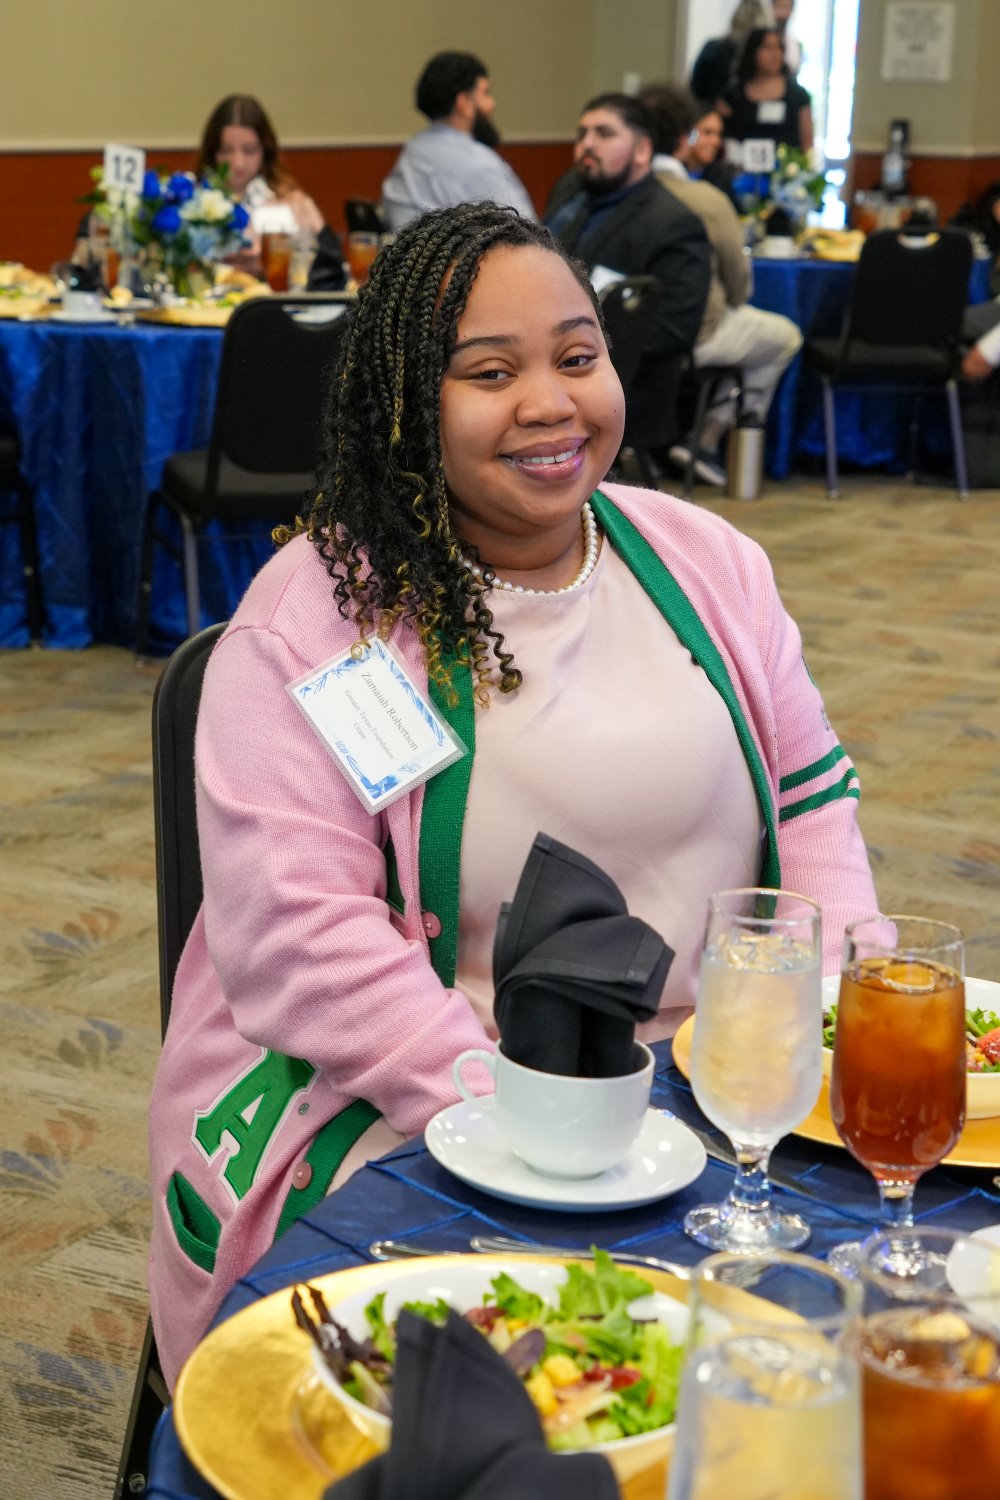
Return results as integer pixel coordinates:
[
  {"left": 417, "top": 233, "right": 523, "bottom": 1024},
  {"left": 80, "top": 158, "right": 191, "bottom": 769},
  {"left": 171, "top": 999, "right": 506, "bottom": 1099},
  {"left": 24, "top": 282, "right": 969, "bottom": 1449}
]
[
  {"left": 287, "top": 638, "right": 467, "bottom": 813},
  {"left": 103, "top": 143, "right": 146, "bottom": 192},
  {"left": 742, "top": 138, "right": 777, "bottom": 174}
]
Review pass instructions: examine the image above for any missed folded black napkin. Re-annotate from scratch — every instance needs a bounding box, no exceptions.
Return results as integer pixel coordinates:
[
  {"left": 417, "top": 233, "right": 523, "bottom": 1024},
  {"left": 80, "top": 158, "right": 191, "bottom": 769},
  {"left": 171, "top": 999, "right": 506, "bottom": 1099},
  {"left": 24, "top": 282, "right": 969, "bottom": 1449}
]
[
  {"left": 326, "top": 1308, "right": 618, "bottom": 1500},
  {"left": 492, "top": 833, "right": 672, "bottom": 1078}
]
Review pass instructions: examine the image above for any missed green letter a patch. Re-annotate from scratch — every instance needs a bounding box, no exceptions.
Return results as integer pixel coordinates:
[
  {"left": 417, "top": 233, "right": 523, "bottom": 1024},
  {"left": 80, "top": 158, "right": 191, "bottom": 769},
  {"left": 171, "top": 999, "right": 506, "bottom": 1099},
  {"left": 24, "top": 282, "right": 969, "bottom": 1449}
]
[{"left": 193, "top": 1049, "right": 316, "bottom": 1202}]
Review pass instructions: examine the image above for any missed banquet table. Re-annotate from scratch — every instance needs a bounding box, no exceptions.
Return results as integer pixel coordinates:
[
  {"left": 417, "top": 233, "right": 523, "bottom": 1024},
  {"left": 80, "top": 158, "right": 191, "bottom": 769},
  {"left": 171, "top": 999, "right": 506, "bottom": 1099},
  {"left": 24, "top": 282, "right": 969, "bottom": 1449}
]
[
  {"left": 0, "top": 317, "right": 274, "bottom": 650},
  {"left": 750, "top": 252, "right": 993, "bottom": 479},
  {"left": 145, "top": 1040, "right": 1000, "bottom": 1499}
]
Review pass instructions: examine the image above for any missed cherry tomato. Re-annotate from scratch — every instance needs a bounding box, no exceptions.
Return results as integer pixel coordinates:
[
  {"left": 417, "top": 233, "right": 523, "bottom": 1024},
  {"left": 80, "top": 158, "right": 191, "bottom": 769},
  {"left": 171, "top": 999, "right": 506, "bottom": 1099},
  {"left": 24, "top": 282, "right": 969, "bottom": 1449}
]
[{"left": 976, "top": 1028, "right": 1000, "bottom": 1065}]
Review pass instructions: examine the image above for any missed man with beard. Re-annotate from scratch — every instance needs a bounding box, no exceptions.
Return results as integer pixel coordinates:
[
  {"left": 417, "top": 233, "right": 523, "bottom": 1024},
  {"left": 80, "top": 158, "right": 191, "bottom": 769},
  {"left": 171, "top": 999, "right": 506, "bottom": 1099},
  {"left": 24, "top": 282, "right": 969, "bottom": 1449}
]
[
  {"left": 545, "top": 94, "right": 710, "bottom": 455},
  {"left": 382, "top": 52, "right": 535, "bottom": 231}
]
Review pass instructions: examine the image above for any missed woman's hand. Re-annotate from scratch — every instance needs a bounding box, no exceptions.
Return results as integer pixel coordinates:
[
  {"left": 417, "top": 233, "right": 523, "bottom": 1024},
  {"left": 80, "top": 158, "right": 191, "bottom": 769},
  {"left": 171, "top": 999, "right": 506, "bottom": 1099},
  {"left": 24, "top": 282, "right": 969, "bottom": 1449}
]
[{"left": 222, "top": 246, "right": 264, "bottom": 279}]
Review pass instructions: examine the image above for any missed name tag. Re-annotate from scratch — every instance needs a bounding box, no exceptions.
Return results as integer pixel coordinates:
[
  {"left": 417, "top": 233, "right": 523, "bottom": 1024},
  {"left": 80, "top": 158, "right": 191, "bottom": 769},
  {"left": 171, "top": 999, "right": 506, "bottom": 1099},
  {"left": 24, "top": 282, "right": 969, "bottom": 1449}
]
[
  {"left": 287, "top": 639, "right": 467, "bottom": 813},
  {"left": 757, "top": 100, "right": 787, "bottom": 125}
]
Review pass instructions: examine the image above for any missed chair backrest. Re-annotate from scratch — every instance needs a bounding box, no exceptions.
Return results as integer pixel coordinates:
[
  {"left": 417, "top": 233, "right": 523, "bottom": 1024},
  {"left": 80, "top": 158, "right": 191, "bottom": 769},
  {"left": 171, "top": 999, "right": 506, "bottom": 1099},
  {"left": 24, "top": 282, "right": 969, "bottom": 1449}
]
[
  {"left": 345, "top": 198, "right": 386, "bottom": 235},
  {"left": 598, "top": 276, "right": 663, "bottom": 394},
  {"left": 844, "top": 228, "right": 973, "bottom": 352},
  {"left": 151, "top": 622, "right": 226, "bottom": 1036},
  {"left": 208, "top": 296, "right": 350, "bottom": 483}
]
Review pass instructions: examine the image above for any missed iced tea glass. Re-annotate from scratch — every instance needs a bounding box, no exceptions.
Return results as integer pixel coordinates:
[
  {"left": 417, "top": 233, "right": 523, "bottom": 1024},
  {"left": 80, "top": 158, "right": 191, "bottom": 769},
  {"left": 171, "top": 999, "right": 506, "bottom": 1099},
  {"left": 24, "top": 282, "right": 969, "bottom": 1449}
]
[
  {"left": 261, "top": 231, "right": 293, "bottom": 292},
  {"left": 346, "top": 231, "right": 379, "bottom": 287},
  {"left": 685, "top": 889, "right": 823, "bottom": 1253},
  {"left": 829, "top": 917, "right": 965, "bottom": 1277},
  {"left": 858, "top": 1226, "right": 1000, "bottom": 1500},
  {"left": 668, "top": 1251, "right": 863, "bottom": 1500}
]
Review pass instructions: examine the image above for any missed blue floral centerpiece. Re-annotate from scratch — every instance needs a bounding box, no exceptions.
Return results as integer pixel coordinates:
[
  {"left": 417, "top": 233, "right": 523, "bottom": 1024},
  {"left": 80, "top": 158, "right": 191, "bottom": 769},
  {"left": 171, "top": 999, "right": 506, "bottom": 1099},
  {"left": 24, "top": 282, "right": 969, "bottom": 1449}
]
[
  {"left": 768, "top": 145, "right": 827, "bottom": 231},
  {"left": 89, "top": 166, "right": 250, "bottom": 297}
]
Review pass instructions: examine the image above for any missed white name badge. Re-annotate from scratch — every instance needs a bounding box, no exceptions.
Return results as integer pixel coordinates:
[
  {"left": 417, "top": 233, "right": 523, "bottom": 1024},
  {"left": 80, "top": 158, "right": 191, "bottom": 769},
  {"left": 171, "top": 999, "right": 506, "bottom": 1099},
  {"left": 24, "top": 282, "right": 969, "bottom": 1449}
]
[
  {"left": 757, "top": 100, "right": 787, "bottom": 126},
  {"left": 287, "top": 639, "right": 467, "bottom": 814}
]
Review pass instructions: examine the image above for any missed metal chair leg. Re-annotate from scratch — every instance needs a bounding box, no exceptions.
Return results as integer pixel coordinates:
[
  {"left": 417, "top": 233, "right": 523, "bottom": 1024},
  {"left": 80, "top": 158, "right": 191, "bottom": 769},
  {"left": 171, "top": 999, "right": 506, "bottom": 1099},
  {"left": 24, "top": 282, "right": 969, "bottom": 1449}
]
[
  {"left": 134, "top": 495, "right": 161, "bottom": 657},
  {"left": 946, "top": 378, "right": 970, "bottom": 499},
  {"left": 114, "top": 1319, "right": 169, "bottom": 1500},
  {"left": 906, "top": 392, "right": 921, "bottom": 482},
  {"left": 685, "top": 379, "right": 713, "bottom": 498},
  {"left": 821, "top": 377, "right": 839, "bottom": 498},
  {"left": 179, "top": 516, "right": 202, "bottom": 638}
]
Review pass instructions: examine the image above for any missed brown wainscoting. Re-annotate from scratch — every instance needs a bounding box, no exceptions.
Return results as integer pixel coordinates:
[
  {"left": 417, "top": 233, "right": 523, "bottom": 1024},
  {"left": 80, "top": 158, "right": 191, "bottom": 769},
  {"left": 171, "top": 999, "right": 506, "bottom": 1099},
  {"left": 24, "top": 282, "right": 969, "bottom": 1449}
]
[
  {"left": 849, "top": 152, "right": 1000, "bottom": 226},
  {"left": 0, "top": 140, "right": 575, "bottom": 274}
]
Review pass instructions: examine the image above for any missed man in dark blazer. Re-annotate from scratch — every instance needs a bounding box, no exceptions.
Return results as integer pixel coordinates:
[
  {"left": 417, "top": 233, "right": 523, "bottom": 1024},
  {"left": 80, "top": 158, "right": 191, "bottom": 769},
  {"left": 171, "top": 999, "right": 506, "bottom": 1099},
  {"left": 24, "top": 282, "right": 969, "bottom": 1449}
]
[{"left": 545, "top": 93, "right": 710, "bottom": 453}]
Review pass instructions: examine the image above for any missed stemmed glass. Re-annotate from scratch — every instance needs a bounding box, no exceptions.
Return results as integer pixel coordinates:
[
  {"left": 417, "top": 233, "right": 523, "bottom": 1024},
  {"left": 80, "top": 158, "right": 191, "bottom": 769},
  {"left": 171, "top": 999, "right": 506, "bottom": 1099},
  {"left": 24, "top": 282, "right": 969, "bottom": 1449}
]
[
  {"left": 685, "top": 888, "right": 823, "bottom": 1252},
  {"left": 667, "top": 1251, "right": 863, "bottom": 1500},
  {"left": 828, "top": 916, "right": 966, "bottom": 1277}
]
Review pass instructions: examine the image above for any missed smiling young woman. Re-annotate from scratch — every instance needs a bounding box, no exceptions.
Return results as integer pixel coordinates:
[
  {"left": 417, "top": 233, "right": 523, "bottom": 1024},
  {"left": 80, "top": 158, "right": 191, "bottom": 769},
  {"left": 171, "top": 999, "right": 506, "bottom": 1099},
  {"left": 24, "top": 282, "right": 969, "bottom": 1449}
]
[{"left": 146, "top": 202, "right": 877, "bottom": 1389}]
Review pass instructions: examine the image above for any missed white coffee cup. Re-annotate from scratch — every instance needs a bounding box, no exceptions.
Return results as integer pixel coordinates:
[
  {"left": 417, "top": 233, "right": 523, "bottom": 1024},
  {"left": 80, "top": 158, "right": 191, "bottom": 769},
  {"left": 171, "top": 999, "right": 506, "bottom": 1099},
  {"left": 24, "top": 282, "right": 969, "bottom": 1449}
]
[{"left": 452, "top": 1043, "right": 654, "bottom": 1179}]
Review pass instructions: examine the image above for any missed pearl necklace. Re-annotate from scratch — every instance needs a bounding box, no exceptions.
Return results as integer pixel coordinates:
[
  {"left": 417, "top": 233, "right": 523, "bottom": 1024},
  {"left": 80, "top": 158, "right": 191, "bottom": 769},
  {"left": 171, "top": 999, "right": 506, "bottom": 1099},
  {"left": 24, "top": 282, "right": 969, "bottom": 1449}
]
[{"left": 460, "top": 502, "right": 600, "bottom": 596}]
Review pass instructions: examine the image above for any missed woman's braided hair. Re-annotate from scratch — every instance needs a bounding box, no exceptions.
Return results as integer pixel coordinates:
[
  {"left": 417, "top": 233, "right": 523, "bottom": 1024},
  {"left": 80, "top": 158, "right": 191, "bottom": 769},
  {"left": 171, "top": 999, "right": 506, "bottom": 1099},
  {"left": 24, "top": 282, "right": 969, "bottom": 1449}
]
[{"left": 279, "top": 202, "right": 604, "bottom": 704}]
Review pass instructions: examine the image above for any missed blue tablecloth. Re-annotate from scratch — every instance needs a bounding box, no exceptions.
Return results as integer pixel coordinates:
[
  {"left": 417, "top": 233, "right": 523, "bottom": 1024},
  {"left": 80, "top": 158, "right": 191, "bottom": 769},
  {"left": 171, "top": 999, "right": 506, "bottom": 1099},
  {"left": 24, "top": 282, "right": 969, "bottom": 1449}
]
[
  {"left": 0, "top": 319, "right": 275, "bottom": 650},
  {"left": 146, "top": 1043, "right": 1000, "bottom": 1498},
  {"left": 752, "top": 254, "right": 993, "bottom": 479}
]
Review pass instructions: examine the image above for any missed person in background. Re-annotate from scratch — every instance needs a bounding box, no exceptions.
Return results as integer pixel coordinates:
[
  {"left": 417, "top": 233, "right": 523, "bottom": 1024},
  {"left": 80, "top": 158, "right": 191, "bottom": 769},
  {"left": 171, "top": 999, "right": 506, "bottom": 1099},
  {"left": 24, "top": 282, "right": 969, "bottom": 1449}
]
[
  {"left": 721, "top": 27, "right": 813, "bottom": 154},
  {"left": 146, "top": 200, "right": 877, "bottom": 1385},
  {"left": 676, "top": 98, "right": 741, "bottom": 209},
  {"left": 196, "top": 94, "right": 345, "bottom": 289},
  {"left": 961, "top": 304, "right": 1000, "bottom": 382},
  {"left": 690, "top": 0, "right": 773, "bottom": 107},
  {"left": 381, "top": 51, "right": 535, "bottom": 231},
  {"left": 544, "top": 93, "right": 710, "bottom": 455},
  {"left": 643, "top": 83, "right": 802, "bottom": 488},
  {"left": 772, "top": 0, "right": 803, "bottom": 77}
]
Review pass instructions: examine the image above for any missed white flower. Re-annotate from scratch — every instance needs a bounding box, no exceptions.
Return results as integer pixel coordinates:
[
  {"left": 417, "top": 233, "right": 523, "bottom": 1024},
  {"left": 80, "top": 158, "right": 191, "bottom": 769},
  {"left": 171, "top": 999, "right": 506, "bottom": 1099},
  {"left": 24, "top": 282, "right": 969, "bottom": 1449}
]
[
  {"left": 192, "top": 188, "right": 234, "bottom": 224},
  {"left": 784, "top": 162, "right": 800, "bottom": 179}
]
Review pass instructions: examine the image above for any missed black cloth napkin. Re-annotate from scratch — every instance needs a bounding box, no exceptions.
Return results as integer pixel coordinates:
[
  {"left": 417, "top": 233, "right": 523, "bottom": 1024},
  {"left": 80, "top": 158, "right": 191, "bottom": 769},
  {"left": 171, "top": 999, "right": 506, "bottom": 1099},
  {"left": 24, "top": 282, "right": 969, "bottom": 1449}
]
[
  {"left": 492, "top": 833, "right": 673, "bottom": 1078},
  {"left": 325, "top": 1308, "right": 618, "bottom": 1500}
]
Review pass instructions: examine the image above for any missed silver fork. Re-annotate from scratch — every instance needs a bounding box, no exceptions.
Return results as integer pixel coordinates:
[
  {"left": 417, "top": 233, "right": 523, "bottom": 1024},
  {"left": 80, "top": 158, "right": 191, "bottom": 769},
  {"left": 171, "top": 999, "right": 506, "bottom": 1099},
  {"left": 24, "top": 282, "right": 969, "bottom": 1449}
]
[{"left": 469, "top": 1234, "right": 694, "bottom": 1280}]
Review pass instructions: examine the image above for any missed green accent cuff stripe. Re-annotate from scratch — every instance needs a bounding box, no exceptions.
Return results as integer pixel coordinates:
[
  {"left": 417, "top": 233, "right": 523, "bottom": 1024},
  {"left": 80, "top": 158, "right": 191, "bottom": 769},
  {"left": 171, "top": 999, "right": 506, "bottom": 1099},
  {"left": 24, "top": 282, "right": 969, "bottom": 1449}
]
[
  {"left": 780, "top": 770, "right": 861, "bottom": 823},
  {"left": 167, "top": 1171, "right": 221, "bottom": 1275},
  {"left": 420, "top": 658, "right": 476, "bottom": 989},
  {"left": 591, "top": 493, "right": 780, "bottom": 890},
  {"left": 779, "top": 744, "right": 846, "bottom": 792},
  {"left": 274, "top": 1097, "right": 382, "bottom": 1242}
]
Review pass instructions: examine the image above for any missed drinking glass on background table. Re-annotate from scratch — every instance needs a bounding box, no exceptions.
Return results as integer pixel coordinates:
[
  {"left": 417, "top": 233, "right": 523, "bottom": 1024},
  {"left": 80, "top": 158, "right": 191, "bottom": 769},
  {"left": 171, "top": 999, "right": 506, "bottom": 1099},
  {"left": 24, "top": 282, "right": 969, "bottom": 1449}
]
[
  {"left": 829, "top": 916, "right": 965, "bottom": 1277},
  {"left": 858, "top": 1226, "right": 1000, "bottom": 1500},
  {"left": 261, "top": 231, "right": 293, "bottom": 292},
  {"left": 347, "top": 230, "right": 379, "bottom": 287},
  {"left": 667, "top": 1251, "right": 863, "bottom": 1500},
  {"left": 685, "top": 888, "right": 822, "bottom": 1252}
]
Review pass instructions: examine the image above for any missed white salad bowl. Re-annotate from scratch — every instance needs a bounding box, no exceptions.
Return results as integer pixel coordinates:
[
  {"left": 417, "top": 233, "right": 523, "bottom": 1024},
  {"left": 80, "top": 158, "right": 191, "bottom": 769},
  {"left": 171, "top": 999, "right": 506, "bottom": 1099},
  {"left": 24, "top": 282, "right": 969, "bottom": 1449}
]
[
  {"left": 309, "top": 1256, "right": 686, "bottom": 1485},
  {"left": 820, "top": 975, "right": 1000, "bottom": 1120}
]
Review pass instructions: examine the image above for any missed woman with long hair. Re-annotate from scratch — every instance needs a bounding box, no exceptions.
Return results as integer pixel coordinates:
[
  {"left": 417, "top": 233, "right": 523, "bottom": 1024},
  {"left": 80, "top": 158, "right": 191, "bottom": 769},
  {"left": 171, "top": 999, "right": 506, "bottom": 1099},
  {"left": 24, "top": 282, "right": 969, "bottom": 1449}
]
[
  {"left": 690, "top": 0, "right": 772, "bottom": 107},
  {"left": 721, "top": 26, "right": 814, "bottom": 152},
  {"left": 147, "top": 202, "right": 876, "bottom": 1385}
]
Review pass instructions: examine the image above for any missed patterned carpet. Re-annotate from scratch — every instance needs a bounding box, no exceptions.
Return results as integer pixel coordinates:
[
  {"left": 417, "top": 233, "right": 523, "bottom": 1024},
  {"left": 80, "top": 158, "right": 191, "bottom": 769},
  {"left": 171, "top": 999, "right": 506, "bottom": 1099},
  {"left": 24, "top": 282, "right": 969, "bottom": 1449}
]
[{"left": 2, "top": 475, "right": 999, "bottom": 1498}]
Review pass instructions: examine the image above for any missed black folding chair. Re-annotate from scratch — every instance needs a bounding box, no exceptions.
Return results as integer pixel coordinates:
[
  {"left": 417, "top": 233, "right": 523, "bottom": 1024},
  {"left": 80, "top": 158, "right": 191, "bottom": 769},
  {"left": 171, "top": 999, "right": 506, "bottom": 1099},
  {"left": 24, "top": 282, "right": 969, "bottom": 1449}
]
[
  {"left": 805, "top": 228, "right": 973, "bottom": 498},
  {"left": 344, "top": 198, "right": 387, "bottom": 235},
  {"left": 135, "top": 296, "right": 349, "bottom": 655},
  {"left": 0, "top": 433, "right": 44, "bottom": 642},
  {"left": 598, "top": 276, "right": 666, "bottom": 487},
  {"left": 114, "top": 623, "right": 225, "bottom": 1498},
  {"left": 675, "top": 360, "right": 745, "bottom": 498}
]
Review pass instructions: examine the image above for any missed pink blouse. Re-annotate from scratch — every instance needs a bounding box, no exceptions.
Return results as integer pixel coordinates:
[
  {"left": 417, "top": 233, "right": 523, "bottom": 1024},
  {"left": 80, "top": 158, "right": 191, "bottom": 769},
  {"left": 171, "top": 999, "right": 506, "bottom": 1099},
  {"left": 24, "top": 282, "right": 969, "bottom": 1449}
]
[{"left": 455, "top": 538, "right": 764, "bottom": 1041}]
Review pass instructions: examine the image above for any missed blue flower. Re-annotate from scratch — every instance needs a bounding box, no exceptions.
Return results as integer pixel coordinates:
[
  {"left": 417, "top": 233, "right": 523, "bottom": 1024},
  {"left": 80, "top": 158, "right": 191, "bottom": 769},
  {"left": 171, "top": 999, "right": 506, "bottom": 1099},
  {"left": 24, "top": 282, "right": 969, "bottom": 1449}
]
[
  {"left": 230, "top": 202, "right": 250, "bottom": 232},
  {"left": 152, "top": 204, "right": 182, "bottom": 236},
  {"left": 166, "top": 172, "right": 195, "bottom": 204},
  {"left": 142, "top": 169, "right": 162, "bottom": 200},
  {"left": 187, "top": 226, "right": 219, "bottom": 262}
]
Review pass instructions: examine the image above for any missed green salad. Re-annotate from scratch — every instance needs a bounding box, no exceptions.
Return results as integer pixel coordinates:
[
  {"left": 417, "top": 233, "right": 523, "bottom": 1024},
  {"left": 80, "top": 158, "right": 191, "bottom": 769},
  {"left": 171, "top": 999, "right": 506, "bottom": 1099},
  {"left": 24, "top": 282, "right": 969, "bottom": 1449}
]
[
  {"left": 822, "top": 1002, "right": 1000, "bottom": 1073},
  {"left": 334, "top": 1249, "right": 683, "bottom": 1449}
]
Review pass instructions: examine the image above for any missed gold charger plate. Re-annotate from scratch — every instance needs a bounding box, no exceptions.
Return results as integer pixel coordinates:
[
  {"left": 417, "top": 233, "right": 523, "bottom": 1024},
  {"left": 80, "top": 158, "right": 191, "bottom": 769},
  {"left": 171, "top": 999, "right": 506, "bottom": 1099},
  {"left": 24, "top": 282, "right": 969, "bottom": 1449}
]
[
  {"left": 672, "top": 1015, "right": 1000, "bottom": 1168},
  {"left": 174, "top": 1254, "right": 692, "bottom": 1500}
]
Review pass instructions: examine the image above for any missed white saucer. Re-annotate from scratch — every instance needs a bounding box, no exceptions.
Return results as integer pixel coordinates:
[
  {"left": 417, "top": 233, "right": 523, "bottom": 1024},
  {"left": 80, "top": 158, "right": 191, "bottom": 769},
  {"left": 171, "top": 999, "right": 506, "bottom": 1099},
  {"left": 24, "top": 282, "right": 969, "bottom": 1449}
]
[
  {"left": 425, "top": 1100, "right": 707, "bottom": 1212},
  {"left": 51, "top": 308, "right": 118, "bottom": 324}
]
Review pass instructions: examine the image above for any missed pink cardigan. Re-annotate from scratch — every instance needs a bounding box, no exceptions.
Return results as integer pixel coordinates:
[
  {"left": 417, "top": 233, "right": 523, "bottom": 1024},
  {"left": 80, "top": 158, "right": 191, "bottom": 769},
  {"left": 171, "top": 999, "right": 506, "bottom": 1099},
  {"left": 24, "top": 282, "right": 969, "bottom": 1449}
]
[{"left": 147, "top": 485, "right": 877, "bottom": 1385}]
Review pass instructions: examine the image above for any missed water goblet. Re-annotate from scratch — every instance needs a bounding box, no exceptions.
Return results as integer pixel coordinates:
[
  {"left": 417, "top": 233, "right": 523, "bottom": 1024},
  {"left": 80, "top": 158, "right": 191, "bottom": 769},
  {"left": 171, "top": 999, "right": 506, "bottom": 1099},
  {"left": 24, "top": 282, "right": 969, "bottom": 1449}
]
[
  {"left": 828, "top": 916, "right": 965, "bottom": 1277},
  {"left": 684, "top": 888, "right": 823, "bottom": 1252},
  {"left": 667, "top": 1250, "right": 863, "bottom": 1500}
]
